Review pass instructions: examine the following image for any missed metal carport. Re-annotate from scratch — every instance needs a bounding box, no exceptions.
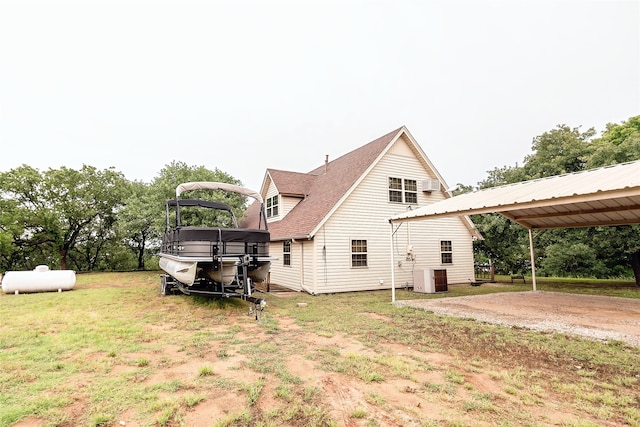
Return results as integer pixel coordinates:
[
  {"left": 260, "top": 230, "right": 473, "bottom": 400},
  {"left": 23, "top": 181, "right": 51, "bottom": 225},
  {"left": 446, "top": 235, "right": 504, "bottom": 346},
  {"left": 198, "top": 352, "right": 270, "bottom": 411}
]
[{"left": 388, "top": 160, "right": 640, "bottom": 302}]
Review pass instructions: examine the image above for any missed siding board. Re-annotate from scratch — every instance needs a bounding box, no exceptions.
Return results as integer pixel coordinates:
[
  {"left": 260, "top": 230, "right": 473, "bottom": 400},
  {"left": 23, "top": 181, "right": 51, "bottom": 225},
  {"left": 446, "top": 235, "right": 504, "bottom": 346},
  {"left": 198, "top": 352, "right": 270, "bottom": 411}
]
[{"left": 267, "top": 133, "right": 476, "bottom": 293}]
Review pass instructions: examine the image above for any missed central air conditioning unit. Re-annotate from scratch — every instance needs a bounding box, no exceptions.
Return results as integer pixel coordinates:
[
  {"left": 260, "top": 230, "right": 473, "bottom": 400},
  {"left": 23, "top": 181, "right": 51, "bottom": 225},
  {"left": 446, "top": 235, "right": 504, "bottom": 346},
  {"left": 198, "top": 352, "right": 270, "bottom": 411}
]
[
  {"left": 413, "top": 268, "right": 448, "bottom": 294},
  {"left": 413, "top": 268, "right": 435, "bottom": 294},
  {"left": 422, "top": 179, "right": 441, "bottom": 192}
]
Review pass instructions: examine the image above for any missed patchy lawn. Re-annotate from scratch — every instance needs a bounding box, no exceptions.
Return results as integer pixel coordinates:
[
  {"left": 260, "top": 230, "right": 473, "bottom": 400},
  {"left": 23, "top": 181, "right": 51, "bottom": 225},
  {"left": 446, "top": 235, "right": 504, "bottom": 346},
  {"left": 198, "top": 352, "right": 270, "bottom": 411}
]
[{"left": 0, "top": 272, "right": 638, "bottom": 426}]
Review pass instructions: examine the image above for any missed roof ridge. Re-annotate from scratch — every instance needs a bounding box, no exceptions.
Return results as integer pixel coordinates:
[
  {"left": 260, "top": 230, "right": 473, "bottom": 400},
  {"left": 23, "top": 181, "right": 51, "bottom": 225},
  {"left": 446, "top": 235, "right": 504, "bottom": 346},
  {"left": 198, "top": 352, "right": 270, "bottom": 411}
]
[
  {"left": 268, "top": 127, "right": 404, "bottom": 239},
  {"left": 307, "top": 126, "right": 405, "bottom": 175}
]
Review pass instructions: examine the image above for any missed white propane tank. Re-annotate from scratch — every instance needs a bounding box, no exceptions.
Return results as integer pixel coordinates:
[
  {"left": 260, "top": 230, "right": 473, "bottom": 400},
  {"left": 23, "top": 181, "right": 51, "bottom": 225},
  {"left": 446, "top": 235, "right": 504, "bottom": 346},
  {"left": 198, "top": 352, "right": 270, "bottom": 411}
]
[{"left": 1, "top": 265, "right": 76, "bottom": 294}]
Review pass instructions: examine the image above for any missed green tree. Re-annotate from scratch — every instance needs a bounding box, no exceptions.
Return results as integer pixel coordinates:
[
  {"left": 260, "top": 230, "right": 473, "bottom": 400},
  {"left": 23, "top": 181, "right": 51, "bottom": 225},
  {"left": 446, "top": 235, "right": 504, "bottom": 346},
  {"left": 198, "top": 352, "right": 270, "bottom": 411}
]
[
  {"left": 0, "top": 186, "right": 33, "bottom": 270},
  {"left": 539, "top": 242, "right": 603, "bottom": 277},
  {"left": 587, "top": 115, "right": 640, "bottom": 167},
  {"left": 150, "top": 161, "right": 248, "bottom": 233},
  {"left": 473, "top": 116, "right": 640, "bottom": 284},
  {"left": 471, "top": 213, "right": 531, "bottom": 275},
  {"left": 522, "top": 124, "right": 595, "bottom": 178},
  {"left": 117, "top": 180, "right": 160, "bottom": 270},
  {"left": 586, "top": 115, "right": 640, "bottom": 284},
  {"left": 0, "top": 165, "right": 128, "bottom": 271}
]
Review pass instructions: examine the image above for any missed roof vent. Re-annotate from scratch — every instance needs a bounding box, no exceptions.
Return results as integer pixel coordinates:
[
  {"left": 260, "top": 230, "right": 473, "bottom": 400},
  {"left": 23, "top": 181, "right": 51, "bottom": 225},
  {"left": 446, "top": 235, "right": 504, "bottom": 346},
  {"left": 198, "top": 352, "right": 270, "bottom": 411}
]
[{"left": 422, "top": 179, "right": 441, "bottom": 192}]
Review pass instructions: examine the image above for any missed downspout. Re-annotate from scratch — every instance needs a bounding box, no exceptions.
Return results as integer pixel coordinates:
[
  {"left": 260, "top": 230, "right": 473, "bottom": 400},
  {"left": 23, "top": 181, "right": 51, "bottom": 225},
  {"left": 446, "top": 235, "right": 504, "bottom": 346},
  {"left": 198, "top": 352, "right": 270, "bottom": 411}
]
[{"left": 528, "top": 228, "right": 537, "bottom": 292}]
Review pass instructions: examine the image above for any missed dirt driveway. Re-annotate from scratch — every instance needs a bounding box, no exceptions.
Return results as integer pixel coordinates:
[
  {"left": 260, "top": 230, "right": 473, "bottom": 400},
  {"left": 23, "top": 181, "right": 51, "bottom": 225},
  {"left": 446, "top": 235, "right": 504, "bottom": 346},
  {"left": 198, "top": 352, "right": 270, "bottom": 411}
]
[{"left": 394, "top": 289, "right": 640, "bottom": 347}]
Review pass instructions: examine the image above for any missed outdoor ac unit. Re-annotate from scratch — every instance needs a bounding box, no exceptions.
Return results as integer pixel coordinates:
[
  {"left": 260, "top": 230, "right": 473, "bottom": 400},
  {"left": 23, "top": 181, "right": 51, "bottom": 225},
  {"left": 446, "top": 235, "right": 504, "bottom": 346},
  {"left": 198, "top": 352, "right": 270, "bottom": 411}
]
[
  {"left": 422, "top": 179, "right": 441, "bottom": 192},
  {"left": 413, "top": 268, "right": 436, "bottom": 294}
]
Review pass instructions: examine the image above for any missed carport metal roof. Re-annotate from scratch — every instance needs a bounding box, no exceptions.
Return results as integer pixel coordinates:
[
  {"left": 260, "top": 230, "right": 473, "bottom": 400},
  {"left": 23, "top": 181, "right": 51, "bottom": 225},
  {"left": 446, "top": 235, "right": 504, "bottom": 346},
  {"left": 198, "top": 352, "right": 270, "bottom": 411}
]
[
  {"left": 387, "top": 160, "right": 640, "bottom": 300},
  {"left": 389, "top": 160, "right": 640, "bottom": 229}
]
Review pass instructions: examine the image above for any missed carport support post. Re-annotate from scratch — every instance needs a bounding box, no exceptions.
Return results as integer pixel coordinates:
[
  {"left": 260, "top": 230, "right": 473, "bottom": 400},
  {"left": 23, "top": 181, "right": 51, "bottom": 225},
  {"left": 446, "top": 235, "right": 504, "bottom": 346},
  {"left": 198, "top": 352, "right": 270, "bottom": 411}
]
[
  {"left": 390, "top": 221, "right": 396, "bottom": 303},
  {"left": 528, "top": 228, "right": 537, "bottom": 292}
]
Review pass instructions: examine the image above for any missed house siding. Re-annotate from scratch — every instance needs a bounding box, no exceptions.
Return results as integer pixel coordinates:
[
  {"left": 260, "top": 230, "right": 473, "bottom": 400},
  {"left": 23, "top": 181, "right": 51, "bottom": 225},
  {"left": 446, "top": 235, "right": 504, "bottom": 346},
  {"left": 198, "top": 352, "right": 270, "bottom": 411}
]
[
  {"left": 305, "top": 137, "right": 474, "bottom": 293},
  {"left": 267, "top": 132, "right": 477, "bottom": 294},
  {"left": 269, "top": 239, "right": 303, "bottom": 292}
]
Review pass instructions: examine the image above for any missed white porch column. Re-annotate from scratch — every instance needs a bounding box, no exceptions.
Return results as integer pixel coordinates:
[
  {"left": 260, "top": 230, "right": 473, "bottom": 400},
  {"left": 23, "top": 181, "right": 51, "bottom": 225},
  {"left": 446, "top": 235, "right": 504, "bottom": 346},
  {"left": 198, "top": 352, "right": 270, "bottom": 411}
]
[
  {"left": 390, "top": 222, "right": 396, "bottom": 303},
  {"left": 528, "top": 228, "right": 537, "bottom": 292}
]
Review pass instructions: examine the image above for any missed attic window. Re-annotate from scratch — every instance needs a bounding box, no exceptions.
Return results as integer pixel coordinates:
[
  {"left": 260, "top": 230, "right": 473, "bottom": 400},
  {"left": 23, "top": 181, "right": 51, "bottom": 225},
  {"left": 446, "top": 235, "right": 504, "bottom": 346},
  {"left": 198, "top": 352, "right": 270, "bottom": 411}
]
[
  {"left": 266, "top": 195, "right": 279, "bottom": 218},
  {"left": 389, "top": 178, "right": 417, "bottom": 204}
]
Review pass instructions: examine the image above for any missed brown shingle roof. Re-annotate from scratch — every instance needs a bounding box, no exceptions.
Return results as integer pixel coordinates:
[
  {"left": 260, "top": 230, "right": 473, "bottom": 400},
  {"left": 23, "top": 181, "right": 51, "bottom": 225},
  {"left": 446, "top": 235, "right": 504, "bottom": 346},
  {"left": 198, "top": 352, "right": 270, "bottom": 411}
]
[
  {"left": 267, "top": 169, "right": 317, "bottom": 197},
  {"left": 266, "top": 127, "right": 404, "bottom": 240}
]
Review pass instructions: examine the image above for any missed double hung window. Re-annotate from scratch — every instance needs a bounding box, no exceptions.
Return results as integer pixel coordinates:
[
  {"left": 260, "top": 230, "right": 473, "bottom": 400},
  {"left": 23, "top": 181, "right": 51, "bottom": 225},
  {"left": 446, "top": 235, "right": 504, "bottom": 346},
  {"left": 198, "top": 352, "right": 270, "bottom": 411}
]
[
  {"left": 351, "top": 239, "right": 368, "bottom": 268},
  {"left": 388, "top": 178, "right": 417, "bottom": 204},
  {"left": 283, "top": 240, "right": 291, "bottom": 266},
  {"left": 440, "top": 240, "right": 453, "bottom": 264},
  {"left": 266, "top": 195, "right": 279, "bottom": 218}
]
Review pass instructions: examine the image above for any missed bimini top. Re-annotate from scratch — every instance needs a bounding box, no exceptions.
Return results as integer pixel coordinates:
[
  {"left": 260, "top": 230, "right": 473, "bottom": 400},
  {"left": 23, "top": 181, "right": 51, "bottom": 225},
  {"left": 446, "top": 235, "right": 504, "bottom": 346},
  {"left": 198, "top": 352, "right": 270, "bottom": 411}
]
[
  {"left": 176, "top": 182, "right": 263, "bottom": 204},
  {"left": 389, "top": 160, "right": 640, "bottom": 230}
]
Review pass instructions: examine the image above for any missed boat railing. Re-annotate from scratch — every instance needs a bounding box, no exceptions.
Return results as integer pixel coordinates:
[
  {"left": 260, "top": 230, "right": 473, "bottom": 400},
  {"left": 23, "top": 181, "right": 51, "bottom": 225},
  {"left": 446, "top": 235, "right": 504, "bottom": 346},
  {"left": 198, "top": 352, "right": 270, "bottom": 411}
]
[{"left": 161, "top": 239, "right": 270, "bottom": 259}]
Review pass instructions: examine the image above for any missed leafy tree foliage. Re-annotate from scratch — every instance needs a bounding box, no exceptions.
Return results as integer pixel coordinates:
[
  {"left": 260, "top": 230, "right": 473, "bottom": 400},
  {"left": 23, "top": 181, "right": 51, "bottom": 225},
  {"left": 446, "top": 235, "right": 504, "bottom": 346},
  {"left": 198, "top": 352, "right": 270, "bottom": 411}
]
[
  {"left": 0, "top": 161, "right": 246, "bottom": 273},
  {"left": 473, "top": 115, "right": 640, "bottom": 284},
  {"left": 0, "top": 160, "right": 246, "bottom": 273},
  {"left": 0, "top": 165, "right": 128, "bottom": 271},
  {"left": 151, "top": 161, "right": 247, "bottom": 232},
  {"left": 522, "top": 125, "right": 595, "bottom": 178},
  {"left": 540, "top": 242, "right": 602, "bottom": 277},
  {"left": 472, "top": 214, "right": 530, "bottom": 275},
  {"left": 117, "top": 180, "right": 159, "bottom": 270},
  {"left": 587, "top": 115, "right": 640, "bottom": 167}
]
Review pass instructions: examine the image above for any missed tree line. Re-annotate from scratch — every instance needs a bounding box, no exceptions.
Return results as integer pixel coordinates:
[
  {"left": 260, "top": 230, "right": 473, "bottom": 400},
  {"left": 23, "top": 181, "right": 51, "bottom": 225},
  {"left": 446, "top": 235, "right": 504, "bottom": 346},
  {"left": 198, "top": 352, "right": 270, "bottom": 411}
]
[
  {"left": 1, "top": 115, "right": 639, "bottom": 284},
  {"left": 0, "top": 161, "right": 245, "bottom": 273},
  {"left": 468, "top": 115, "right": 640, "bottom": 284}
]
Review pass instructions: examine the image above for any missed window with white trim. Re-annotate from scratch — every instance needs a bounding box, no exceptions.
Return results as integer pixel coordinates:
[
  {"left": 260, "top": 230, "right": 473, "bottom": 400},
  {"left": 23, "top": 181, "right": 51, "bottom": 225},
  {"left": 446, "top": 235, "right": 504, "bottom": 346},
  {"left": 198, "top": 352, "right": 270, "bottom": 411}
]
[
  {"left": 351, "top": 239, "right": 368, "bottom": 268},
  {"left": 388, "top": 177, "right": 417, "bottom": 204},
  {"left": 266, "top": 195, "right": 279, "bottom": 218},
  {"left": 283, "top": 240, "right": 291, "bottom": 266},
  {"left": 440, "top": 240, "right": 453, "bottom": 264}
]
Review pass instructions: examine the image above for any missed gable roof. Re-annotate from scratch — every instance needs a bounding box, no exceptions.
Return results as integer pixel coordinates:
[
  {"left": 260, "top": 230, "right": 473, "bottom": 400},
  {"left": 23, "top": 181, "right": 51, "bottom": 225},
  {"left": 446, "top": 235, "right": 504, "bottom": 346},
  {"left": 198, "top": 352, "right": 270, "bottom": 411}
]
[
  {"left": 265, "top": 127, "right": 403, "bottom": 239},
  {"left": 267, "top": 169, "right": 317, "bottom": 197},
  {"left": 389, "top": 160, "right": 640, "bottom": 229}
]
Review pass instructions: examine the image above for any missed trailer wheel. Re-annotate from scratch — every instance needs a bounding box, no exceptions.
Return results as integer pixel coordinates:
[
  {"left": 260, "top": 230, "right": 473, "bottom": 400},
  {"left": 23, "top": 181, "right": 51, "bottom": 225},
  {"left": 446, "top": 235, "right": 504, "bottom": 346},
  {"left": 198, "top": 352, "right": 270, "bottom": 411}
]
[{"left": 160, "top": 275, "right": 173, "bottom": 296}]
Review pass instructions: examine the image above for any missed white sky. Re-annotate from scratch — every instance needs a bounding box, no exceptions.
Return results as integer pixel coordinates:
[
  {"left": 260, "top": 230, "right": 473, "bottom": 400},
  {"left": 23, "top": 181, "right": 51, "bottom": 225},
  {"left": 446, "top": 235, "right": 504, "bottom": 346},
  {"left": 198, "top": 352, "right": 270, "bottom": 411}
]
[{"left": 1, "top": 0, "right": 638, "bottom": 191}]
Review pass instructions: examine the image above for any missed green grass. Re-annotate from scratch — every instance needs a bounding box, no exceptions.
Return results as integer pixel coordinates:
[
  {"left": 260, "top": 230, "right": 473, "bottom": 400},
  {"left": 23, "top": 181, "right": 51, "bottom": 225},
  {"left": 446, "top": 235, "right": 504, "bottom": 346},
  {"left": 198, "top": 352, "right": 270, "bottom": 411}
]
[
  {"left": 493, "top": 274, "right": 640, "bottom": 298},
  {"left": 0, "top": 271, "right": 639, "bottom": 427}
]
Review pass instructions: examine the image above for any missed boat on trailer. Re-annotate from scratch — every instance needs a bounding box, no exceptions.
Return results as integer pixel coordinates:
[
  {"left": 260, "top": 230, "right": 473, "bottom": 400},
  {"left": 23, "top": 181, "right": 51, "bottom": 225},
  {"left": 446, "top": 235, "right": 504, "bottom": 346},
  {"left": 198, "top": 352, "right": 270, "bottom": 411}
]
[{"left": 158, "top": 182, "right": 272, "bottom": 311}]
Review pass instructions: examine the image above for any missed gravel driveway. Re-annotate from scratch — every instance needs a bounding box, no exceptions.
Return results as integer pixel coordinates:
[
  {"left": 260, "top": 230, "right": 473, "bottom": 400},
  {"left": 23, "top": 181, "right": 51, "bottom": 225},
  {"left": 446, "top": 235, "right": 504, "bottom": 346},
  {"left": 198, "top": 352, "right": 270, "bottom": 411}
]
[{"left": 394, "top": 290, "right": 640, "bottom": 347}]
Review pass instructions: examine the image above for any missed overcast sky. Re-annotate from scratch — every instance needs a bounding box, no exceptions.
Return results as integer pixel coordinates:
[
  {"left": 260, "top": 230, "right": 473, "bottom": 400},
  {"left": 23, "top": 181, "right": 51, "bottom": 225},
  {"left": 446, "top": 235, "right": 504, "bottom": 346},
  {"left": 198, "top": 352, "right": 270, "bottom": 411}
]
[{"left": 1, "top": 0, "right": 638, "bottom": 191}]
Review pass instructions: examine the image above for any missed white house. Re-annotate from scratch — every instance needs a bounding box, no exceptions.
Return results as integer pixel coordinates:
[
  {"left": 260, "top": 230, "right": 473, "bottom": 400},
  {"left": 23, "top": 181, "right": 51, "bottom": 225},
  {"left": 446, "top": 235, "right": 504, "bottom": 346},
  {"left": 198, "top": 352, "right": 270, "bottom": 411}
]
[{"left": 243, "top": 126, "right": 481, "bottom": 294}]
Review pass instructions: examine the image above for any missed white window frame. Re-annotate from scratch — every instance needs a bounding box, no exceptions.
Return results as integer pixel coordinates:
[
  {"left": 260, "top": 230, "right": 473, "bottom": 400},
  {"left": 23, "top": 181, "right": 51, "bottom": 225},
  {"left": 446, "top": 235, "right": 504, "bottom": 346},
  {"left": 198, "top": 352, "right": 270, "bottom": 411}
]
[
  {"left": 283, "top": 240, "right": 291, "bottom": 266},
  {"left": 440, "top": 240, "right": 453, "bottom": 264},
  {"left": 266, "top": 195, "right": 279, "bottom": 218},
  {"left": 351, "top": 239, "right": 368, "bottom": 268},
  {"left": 388, "top": 177, "right": 417, "bottom": 204}
]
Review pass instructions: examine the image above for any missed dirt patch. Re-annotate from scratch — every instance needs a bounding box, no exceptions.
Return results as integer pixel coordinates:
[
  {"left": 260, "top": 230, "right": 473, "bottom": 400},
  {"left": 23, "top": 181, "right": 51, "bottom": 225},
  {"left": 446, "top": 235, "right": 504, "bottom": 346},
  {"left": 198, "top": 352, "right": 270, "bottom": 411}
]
[{"left": 394, "top": 290, "right": 640, "bottom": 346}]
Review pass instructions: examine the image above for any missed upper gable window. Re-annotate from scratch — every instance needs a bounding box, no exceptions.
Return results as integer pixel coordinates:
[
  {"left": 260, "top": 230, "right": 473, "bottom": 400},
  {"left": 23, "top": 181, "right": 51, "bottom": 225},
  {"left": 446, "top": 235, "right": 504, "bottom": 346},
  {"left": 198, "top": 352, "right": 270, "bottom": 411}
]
[
  {"left": 389, "top": 178, "right": 417, "bottom": 204},
  {"left": 266, "top": 195, "right": 279, "bottom": 218}
]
